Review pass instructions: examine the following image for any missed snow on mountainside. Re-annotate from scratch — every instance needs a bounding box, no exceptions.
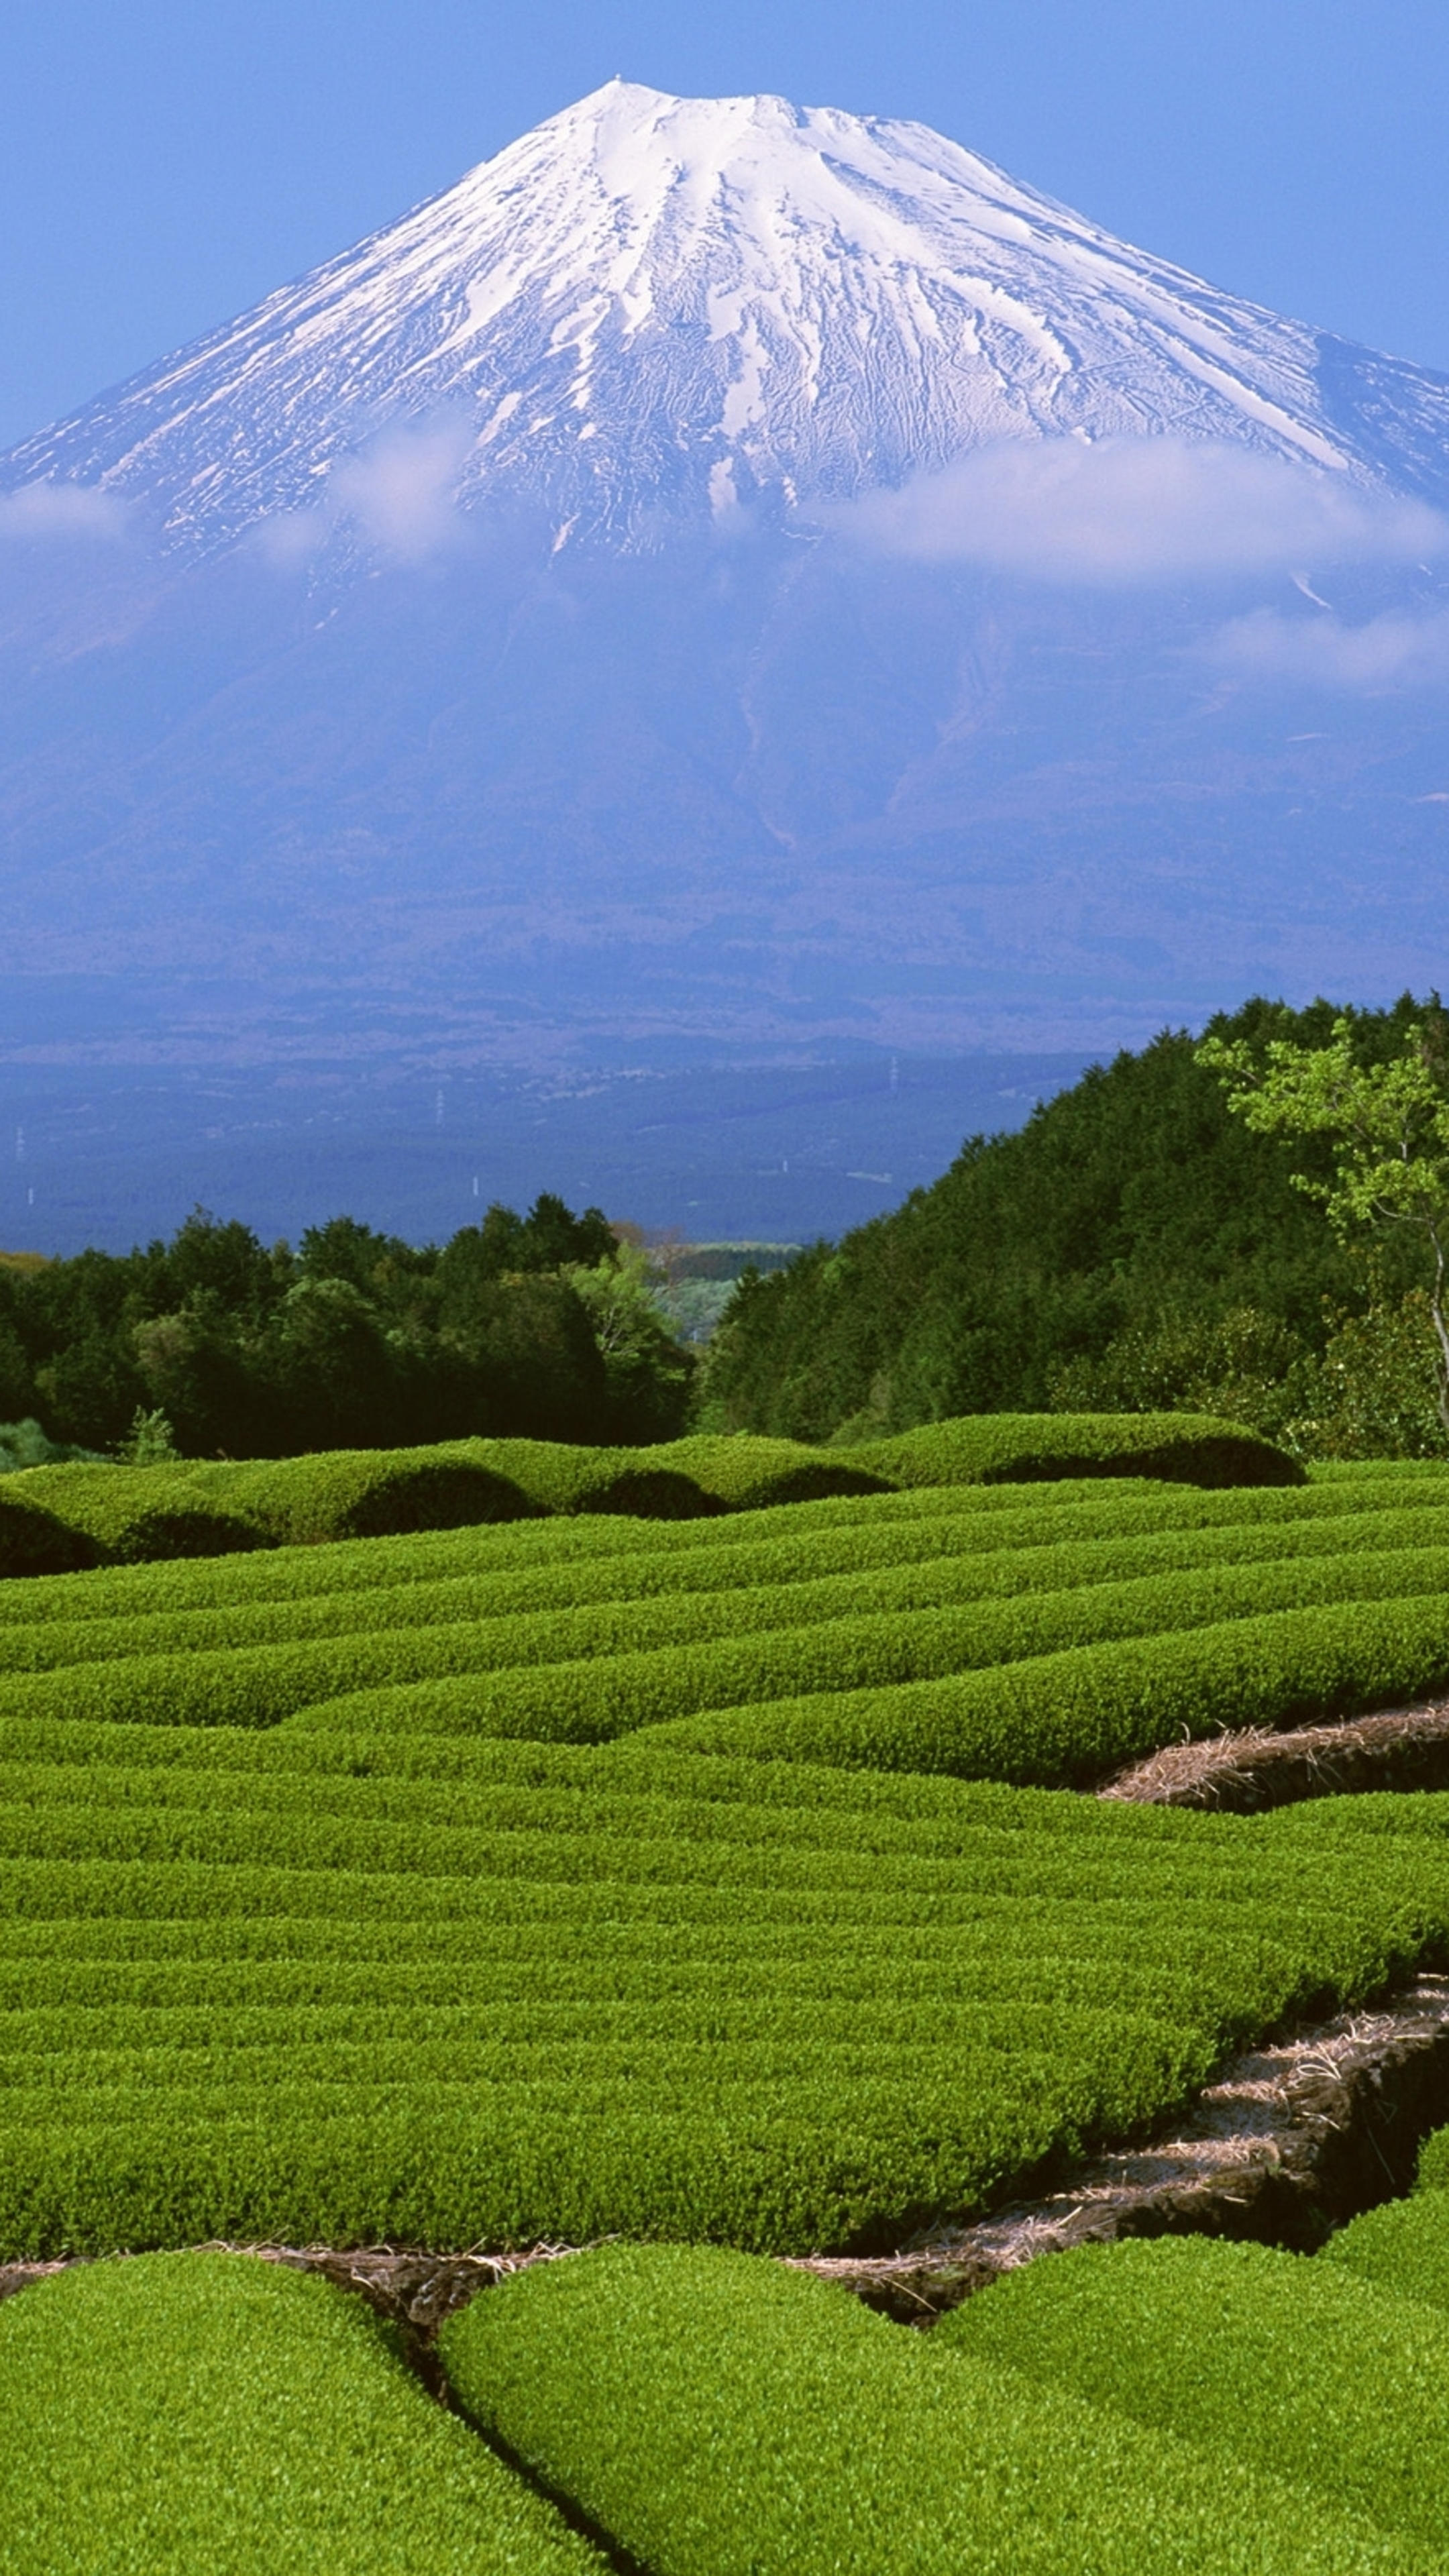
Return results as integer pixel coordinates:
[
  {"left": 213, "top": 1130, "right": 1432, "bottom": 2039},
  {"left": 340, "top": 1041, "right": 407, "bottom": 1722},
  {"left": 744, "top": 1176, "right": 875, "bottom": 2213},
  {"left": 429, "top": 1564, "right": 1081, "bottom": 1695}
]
[{"left": 7, "top": 78, "right": 1449, "bottom": 554}]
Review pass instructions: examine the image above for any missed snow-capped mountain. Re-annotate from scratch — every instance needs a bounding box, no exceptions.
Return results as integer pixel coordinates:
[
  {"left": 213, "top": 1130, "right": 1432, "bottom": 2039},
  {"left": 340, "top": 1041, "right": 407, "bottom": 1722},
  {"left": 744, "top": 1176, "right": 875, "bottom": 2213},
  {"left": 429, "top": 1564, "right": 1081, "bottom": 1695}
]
[
  {"left": 1, "top": 84, "right": 1446, "bottom": 1102},
  {"left": 7, "top": 79, "right": 1449, "bottom": 554}
]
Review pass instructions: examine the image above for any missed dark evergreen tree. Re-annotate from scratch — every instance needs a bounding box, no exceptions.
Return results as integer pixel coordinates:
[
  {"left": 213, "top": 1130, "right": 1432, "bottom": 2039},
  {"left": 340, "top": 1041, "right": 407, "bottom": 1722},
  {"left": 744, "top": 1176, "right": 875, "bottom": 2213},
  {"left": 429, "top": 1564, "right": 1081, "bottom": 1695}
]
[{"left": 704, "top": 1000, "right": 1435, "bottom": 1442}]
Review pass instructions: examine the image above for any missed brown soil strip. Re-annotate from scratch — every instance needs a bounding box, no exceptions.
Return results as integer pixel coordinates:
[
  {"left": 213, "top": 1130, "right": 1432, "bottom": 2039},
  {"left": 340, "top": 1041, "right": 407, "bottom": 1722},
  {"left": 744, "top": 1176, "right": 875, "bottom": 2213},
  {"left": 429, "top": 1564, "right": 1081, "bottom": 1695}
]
[
  {"left": 793, "top": 1970, "right": 1449, "bottom": 2319},
  {"left": 8, "top": 1976, "right": 1449, "bottom": 2335},
  {"left": 0, "top": 2240, "right": 578, "bottom": 2349},
  {"left": 1099, "top": 1699, "right": 1449, "bottom": 1811}
]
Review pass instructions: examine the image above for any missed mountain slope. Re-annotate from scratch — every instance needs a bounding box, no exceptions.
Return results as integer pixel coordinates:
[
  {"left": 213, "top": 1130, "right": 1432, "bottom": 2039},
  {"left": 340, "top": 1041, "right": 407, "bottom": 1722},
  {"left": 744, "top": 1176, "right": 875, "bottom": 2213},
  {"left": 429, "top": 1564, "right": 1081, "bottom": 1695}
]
[
  {"left": 0, "top": 83, "right": 1446, "bottom": 1082},
  {"left": 6, "top": 80, "right": 1449, "bottom": 555}
]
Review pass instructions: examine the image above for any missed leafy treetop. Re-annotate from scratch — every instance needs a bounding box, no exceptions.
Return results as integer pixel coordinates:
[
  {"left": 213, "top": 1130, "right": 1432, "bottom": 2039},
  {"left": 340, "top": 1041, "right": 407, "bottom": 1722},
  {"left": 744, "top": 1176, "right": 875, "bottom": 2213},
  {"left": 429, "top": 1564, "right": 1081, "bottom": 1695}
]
[{"left": 1197, "top": 1003, "right": 1449, "bottom": 1431}]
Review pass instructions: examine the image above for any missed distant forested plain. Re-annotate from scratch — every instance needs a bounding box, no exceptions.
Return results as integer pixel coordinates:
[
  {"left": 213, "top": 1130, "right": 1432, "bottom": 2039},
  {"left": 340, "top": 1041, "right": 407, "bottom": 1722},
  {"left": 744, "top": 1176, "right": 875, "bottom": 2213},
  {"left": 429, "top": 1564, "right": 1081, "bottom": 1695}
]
[{"left": 2, "top": 997, "right": 1446, "bottom": 1472}]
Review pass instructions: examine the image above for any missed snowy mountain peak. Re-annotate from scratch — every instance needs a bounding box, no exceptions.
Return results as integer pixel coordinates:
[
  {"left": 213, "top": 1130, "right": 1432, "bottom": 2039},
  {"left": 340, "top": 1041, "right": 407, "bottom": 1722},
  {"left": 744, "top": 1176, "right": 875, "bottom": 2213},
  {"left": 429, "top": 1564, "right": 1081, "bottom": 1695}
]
[{"left": 6, "top": 80, "right": 1449, "bottom": 551}]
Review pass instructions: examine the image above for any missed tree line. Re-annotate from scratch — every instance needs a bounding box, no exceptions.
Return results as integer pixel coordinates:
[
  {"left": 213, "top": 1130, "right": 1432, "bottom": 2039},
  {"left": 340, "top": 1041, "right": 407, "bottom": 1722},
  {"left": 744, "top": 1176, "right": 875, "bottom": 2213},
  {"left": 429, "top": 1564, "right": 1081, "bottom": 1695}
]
[
  {"left": 9, "top": 1000, "right": 1449, "bottom": 1468},
  {"left": 0, "top": 1195, "right": 694, "bottom": 1459},
  {"left": 703, "top": 997, "right": 1449, "bottom": 1459}
]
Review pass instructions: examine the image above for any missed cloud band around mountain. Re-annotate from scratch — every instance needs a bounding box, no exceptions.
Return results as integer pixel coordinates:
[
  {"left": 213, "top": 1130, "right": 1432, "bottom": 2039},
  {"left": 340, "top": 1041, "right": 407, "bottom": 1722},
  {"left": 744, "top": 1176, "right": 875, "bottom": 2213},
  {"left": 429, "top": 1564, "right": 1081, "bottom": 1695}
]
[
  {"left": 1209, "top": 604, "right": 1449, "bottom": 690},
  {"left": 0, "top": 482, "right": 129, "bottom": 541},
  {"left": 830, "top": 437, "right": 1449, "bottom": 584}
]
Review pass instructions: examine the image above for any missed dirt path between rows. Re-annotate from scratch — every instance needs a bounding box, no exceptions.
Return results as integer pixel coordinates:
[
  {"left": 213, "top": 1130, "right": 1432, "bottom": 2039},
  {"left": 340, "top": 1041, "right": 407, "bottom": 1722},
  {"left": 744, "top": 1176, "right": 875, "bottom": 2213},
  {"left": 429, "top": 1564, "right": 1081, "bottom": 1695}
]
[
  {"left": 1101, "top": 1697, "right": 1449, "bottom": 1811},
  {"left": 802, "top": 1969, "right": 1449, "bottom": 2317},
  {"left": 7, "top": 1704, "right": 1449, "bottom": 2334},
  {"left": 7, "top": 1972, "right": 1448, "bottom": 2334}
]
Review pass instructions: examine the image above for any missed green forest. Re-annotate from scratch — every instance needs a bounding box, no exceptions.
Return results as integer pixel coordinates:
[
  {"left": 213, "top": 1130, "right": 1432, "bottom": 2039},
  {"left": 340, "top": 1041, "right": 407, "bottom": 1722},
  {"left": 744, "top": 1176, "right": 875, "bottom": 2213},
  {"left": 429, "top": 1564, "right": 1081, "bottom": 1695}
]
[
  {"left": 705, "top": 996, "right": 1449, "bottom": 1458},
  {"left": 5, "top": 994, "right": 1448, "bottom": 1466},
  {"left": 0, "top": 1193, "right": 694, "bottom": 1460}
]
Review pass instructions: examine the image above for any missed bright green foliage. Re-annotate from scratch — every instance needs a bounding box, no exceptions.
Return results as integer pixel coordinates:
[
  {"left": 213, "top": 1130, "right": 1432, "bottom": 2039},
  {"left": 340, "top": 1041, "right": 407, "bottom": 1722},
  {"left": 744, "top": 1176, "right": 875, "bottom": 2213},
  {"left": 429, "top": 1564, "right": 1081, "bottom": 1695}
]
[
  {"left": 1199, "top": 1015, "right": 1449, "bottom": 1248},
  {"left": 1419, "top": 2123, "right": 1449, "bottom": 2192},
  {"left": 3, "top": 1536, "right": 1443, "bottom": 1740},
  {"left": 439, "top": 2243, "right": 1425, "bottom": 2576},
  {"left": 7, "top": 1463, "right": 1449, "bottom": 2257},
  {"left": 5, "top": 1474, "right": 1449, "bottom": 1778},
  {"left": 938, "top": 2233, "right": 1449, "bottom": 2555},
  {"left": 0, "top": 1730, "right": 1445, "bottom": 2257},
  {"left": 0, "top": 1411, "right": 1297, "bottom": 1578},
  {"left": 0, "top": 2250, "right": 603, "bottom": 2576},
  {"left": 1321, "top": 2192, "right": 1449, "bottom": 2315},
  {"left": 282, "top": 1553, "right": 1449, "bottom": 1762},
  {"left": 7, "top": 1462, "right": 1439, "bottom": 1633},
  {"left": 1200, "top": 1010, "right": 1449, "bottom": 1433},
  {"left": 7, "top": 1493, "right": 1449, "bottom": 1680},
  {"left": 627, "top": 1593, "right": 1449, "bottom": 1784}
]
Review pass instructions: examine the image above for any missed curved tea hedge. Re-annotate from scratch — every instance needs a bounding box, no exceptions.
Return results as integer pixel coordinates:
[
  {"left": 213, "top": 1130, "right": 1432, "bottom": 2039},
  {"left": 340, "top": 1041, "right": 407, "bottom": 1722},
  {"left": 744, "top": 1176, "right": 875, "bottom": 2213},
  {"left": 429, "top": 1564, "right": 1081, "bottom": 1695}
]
[
  {"left": 1421, "top": 2124, "right": 1449, "bottom": 2192},
  {"left": 5, "top": 1495, "right": 1448, "bottom": 1682},
  {"left": 6, "top": 1457, "right": 1449, "bottom": 2259},
  {"left": 630, "top": 1593, "right": 1449, "bottom": 1786},
  {"left": 849, "top": 1412, "right": 1303, "bottom": 1491},
  {"left": 439, "top": 2243, "right": 1417, "bottom": 2576},
  {"left": 277, "top": 1550, "right": 1449, "bottom": 1760},
  {"left": 1322, "top": 2190, "right": 1449, "bottom": 2315},
  {"left": 0, "top": 2251, "right": 602, "bottom": 2575},
  {"left": 0, "top": 1537, "right": 1443, "bottom": 1741},
  {"left": 1, "top": 1729, "right": 1445, "bottom": 2257},
  {"left": 0, "top": 1410, "right": 1299, "bottom": 1577},
  {"left": 938, "top": 2234, "right": 1449, "bottom": 2555},
  {"left": 4, "top": 1464, "right": 1440, "bottom": 1635},
  {"left": 4, "top": 1470, "right": 1449, "bottom": 1786}
]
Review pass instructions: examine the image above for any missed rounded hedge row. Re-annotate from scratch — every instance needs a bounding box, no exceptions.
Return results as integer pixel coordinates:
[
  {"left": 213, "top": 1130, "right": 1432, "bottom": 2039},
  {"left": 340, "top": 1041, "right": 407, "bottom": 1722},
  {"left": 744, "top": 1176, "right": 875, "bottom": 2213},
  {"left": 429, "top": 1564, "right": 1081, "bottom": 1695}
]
[
  {"left": 0, "top": 2252, "right": 600, "bottom": 2575},
  {"left": 937, "top": 2233, "right": 1449, "bottom": 2557},
  {"left": 0, "top": 1411, "right": 1301, "bottom": 1578},
  {"left": 1, "top": 1729, "right": 1438, "bottom": 2257},
  {"left": 439, "top": 2243, "right": 1410, "bottom": 2576}
]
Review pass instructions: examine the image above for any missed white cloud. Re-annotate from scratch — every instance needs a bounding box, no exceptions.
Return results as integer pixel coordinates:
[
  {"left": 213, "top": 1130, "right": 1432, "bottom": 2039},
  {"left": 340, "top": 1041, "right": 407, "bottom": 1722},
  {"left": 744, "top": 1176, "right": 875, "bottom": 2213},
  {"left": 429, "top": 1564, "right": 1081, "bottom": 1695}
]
[
  {"left": 1209, "top": 605, "right": 1449, "bottom": 691},
  {"left": 325, "top": 413, "right": 474, "bottom": 561},
  {"left": 830, "top": 437, "right": 1449, "bottom": 585},
  {"left": 248, "top": 506, "right": 329, "bottom": 570},
  {"left": 0, "top": 482, "right": 129, "bottom": 541}
]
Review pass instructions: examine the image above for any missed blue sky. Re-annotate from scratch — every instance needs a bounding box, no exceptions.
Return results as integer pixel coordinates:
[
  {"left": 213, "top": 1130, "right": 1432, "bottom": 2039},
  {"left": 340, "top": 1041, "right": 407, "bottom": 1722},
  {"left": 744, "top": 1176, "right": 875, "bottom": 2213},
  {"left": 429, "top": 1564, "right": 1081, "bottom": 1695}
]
[{"left": 2, "top": 0, "right": 1446, "bottom": 451}]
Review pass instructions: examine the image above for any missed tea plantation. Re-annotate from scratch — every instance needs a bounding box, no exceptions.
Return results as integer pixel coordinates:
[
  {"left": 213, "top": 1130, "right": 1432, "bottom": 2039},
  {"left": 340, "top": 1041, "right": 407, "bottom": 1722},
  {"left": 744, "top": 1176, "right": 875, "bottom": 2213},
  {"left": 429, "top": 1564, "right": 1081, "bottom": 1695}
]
[{"left": 7, "top": 1416, "right": 1449, "bottom": 2567}]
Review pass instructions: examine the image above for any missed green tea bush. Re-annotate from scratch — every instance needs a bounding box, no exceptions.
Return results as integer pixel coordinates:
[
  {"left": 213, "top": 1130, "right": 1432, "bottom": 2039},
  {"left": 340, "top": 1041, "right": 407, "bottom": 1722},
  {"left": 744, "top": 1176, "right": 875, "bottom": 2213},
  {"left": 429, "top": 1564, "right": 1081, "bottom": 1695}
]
[
  {"left": 111, "top": 1507, "right": 273, "bottom": 1564},
  {"left": 0, "top": 1411, "right": 1301, "bottom": 1578},
  {"left": 637, "top": 1593, "right": 1449, "bottom": 1784},
  {"left": 10, "top": 1496, "right": 1449, "bottom": 1681},
  {"left": 3, "top": 1462, "right": 231, "bottom": 1553},
  {"left": 294, "top": 1559, "right": 1449, "bottom": 1767},
  {"left": 1419, "top": 2123, "right": 1449, "bottom": 2192},
  {"left": 0, "top": 2250, "right": 604, "bottom": 2575},
  {"left": 1, "top": 1730, "right": 1443, "bottom": 2255},
  {"left": 938, "top": 2234, "right": 1449, "bottom": 2554},
  {"left": 219, "top": 1448, "right": 539, "bottom": 1543},
  {"left": 0, "top": 1491, "right": 99, "bottom": 1582},
  {"left": 846, "top": 1411, "right": 1302, "bottom": 1489},
  {"left": 1320, "top": 2191, "right": 1449, "bottom": 2314},
  {"left": 3, "top": 1465, "right": 1438, "bottom": 1629},
  {"left": 649, "top": 1431, "right": 892, "bottom": 1509},
  {"left": 438, "top": 2243, "right": 1415, "bottom": 2576}
]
